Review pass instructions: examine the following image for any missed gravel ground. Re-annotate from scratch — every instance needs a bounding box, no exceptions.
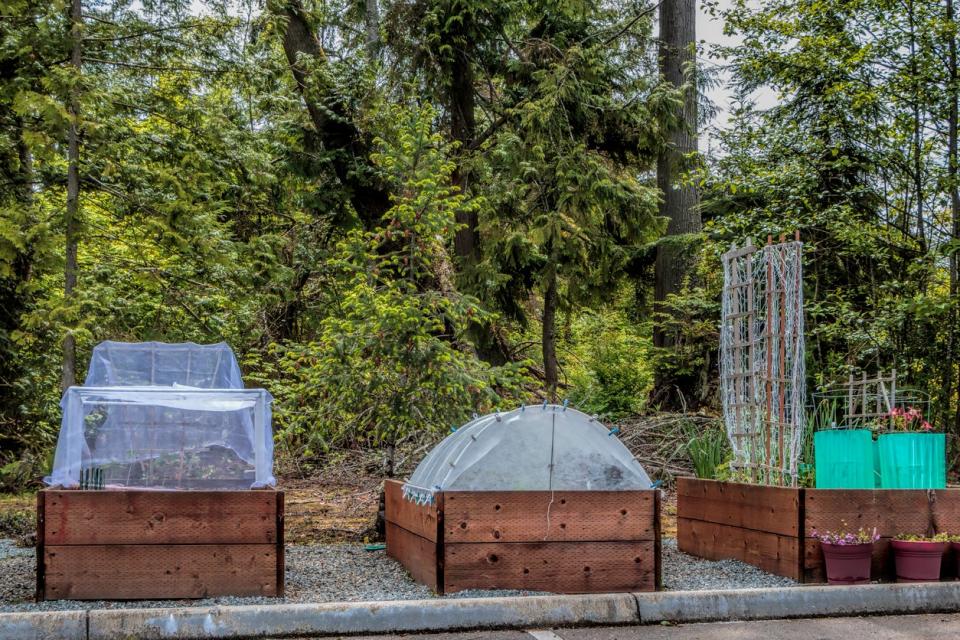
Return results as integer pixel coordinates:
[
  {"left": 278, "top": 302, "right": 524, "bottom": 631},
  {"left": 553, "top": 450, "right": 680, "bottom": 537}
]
[
  {"left": 0, "top": 538, "right": 794, "bottom": 613},
  {"left": 660, "top": 538, "right": 796, "bottom": 591}
]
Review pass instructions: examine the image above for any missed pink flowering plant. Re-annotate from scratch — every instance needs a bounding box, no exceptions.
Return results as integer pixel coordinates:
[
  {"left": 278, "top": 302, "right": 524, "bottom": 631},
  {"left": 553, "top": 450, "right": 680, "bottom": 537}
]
[
  {"left": 885, "top": 406, "right": 934, "bottom": 432},
  {"left": 812, "top": 520, "right": 880, "bottom": 546}
]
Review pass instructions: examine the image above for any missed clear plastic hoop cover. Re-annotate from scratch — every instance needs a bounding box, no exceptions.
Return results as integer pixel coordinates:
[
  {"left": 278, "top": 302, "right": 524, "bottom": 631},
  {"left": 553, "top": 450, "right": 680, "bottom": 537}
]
[
  {"left": 45, "top": 341, "right": 275, "bottom": 490},
  {"left": 403, "top": 405, "right": 651, "bottom": 503}
]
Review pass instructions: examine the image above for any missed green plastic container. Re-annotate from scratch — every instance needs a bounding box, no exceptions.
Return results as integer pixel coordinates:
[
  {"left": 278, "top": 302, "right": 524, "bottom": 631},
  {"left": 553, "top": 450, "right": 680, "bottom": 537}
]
[
  {"left": 815, "top": 429, "right": 878, "bottom": 489},
  {"left": 877, "top": 432, "right": 946, "bottom": 489}
]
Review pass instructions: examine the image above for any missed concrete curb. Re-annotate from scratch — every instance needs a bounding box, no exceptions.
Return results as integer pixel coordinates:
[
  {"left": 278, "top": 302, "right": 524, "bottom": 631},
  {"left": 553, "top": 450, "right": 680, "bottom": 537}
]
[
  {"left": 635, "top": 582, "right": 960, "bottom": 624},
  {"left": 86, "top": 594, "right": 638, "bottom": 640},
  {"left": 0, "top": 610, "right": 87, "bottom": 640},
  {"left": 4, "top": 582, "right": 960, "bottom": 639}
]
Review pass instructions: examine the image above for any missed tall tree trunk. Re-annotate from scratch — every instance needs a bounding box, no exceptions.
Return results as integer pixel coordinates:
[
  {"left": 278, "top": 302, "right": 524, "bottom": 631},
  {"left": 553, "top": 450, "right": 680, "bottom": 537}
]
[
  {"left": 279, "top": 0, "right": 389, "bottom": 226},
  {"left": 652, "top": 0, "right": 701, "bottom": 405},
  {"left": 948, "top": 0, "right": 960, "bottom": 440},
  {"left": 364, "top": 0, "right": 379, "bottom": 60},
  {"left": 908, "top": 0, "right": 927, "bottom": 251},
  {"left": 450, "top": 45, "right": 480, "bottom": 265},
  {"left": 447, "top": 24, "right": 510, "bottom": 366},
  {"left": 62, "top": 0, "right": 82, "bottom": 391},
  {"left": 542, "top": 269, "right": 558, "bottom": 402}
]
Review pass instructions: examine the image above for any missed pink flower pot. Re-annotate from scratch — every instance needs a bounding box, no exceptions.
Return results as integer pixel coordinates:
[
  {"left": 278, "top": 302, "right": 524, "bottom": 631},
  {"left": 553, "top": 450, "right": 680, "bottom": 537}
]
[
  {"left": 891, "top": 540, "right": 947, "bottom": 582},
  {"left": 821, "top": 542, "right": 873, "bottom": 585},
  {"left": 952, "top": 542, "right": 960, "bottom": 578}
]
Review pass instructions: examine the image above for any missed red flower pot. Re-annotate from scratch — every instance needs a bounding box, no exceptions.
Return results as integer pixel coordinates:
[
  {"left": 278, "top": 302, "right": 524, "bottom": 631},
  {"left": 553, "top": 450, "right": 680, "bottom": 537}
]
[
  {"left": 952, "top": 542, "right": 960, "bottom": 578},
  {"left": 820, "top": 542, "right": 873, "bottom": 585},
  {"left": 891, "top": 540, "right": 947, "bottom": 582}
]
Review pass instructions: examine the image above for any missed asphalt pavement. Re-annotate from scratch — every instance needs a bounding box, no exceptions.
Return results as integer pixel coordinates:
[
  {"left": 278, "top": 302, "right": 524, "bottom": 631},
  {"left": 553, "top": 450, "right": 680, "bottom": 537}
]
[{"left": 341, "top": 613, "right": 960, "bottom": 639}]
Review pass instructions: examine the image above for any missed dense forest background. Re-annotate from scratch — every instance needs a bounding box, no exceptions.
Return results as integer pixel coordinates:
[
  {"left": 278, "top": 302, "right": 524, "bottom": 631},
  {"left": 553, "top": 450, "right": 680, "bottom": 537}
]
[{"left": 1, "top": 0, "right": 959, "bottom": 486}]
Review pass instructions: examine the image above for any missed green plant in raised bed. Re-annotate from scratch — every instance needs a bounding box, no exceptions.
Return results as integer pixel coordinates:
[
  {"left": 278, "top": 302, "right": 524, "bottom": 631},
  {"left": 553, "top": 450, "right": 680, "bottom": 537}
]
[{"left": 685, "top": 422, "right": 730, "bottom": 480}]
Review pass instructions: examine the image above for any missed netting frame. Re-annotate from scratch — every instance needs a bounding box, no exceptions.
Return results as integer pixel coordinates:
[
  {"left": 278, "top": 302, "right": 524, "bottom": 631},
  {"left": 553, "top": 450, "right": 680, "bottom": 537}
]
[{"left": 720, "top": 234, "right": 806, "bottom": 486}]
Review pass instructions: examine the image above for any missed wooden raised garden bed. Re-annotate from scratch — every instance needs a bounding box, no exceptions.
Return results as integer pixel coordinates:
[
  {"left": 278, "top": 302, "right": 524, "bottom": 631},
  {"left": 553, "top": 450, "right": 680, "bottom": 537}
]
[
  {"left": 36, "top": 489, "right": 284, "bottom": 600},
  {"left": 677, "top": 477, "right": 960, "bottom": 582},
  {"left": 384, "top": 479, "right": 661, "bottom": 594}
]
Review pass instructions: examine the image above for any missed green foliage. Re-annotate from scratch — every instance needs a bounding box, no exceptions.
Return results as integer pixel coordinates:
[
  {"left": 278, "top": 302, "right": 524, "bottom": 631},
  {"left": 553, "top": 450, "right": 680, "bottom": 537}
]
[
  {"left": 0, "top": 509, "right": 33, "bottom": 541},
  {"left": 245, "top": 105, "right": 530, "bottom": 465},
  {"left": 684, "top": 420, "right": 730, "bottom": 480},
  {"left": 566, "top": 295, "right": 652, "bottom": 418}
]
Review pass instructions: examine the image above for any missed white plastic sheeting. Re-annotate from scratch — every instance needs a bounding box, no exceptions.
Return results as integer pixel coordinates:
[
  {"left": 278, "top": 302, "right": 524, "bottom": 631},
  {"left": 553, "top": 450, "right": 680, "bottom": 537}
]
[
  {"left": 44, "top": 341, "right": 275, "bottom": 490},
  {"left": 403, "top": 404, "right": 652, "bottom": 504}
]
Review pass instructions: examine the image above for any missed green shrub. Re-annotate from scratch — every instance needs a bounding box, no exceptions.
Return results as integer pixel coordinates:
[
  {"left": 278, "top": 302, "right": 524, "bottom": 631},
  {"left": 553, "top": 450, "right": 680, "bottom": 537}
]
[{"left": 567, "top": 304, "right": 652, "bottom": 418}]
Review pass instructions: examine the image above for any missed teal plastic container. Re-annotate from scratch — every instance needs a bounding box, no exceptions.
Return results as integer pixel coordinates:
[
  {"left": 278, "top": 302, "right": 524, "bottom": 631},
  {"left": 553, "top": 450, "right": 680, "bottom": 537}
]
[
  {"left": 877, "top": 432, "right": 946, "bottom": 489},
  {"left": 814, "top": 429, "right": 878, "bottom": 489}
]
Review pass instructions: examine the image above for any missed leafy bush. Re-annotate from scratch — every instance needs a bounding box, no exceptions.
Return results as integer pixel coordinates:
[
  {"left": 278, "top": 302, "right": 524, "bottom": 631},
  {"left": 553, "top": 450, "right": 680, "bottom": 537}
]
[
  {"left": 567, "top": 298, "right": 652, "bottom": 418},
  {"left": 246, "top": 105, "right": 531, "bottom": 469}
]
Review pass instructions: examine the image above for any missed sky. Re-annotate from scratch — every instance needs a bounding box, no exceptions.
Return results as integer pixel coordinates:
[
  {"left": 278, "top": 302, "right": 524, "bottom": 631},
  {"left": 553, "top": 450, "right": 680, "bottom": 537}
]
[{"left": 696, "top": 0, "right": 777, "bottom": 152}]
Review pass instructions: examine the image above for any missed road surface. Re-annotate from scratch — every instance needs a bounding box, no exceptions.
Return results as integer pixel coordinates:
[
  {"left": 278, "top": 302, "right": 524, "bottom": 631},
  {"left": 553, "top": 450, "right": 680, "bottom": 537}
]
[{"left": 322, "top": 613, "right": 960, "bottom": 639}]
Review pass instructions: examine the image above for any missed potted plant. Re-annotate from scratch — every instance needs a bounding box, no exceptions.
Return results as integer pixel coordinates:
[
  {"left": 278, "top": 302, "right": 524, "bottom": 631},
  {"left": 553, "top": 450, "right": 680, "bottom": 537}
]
[
  {"left": 947, "top": 535, "right": 960, "bottom": 578},
  {"left": 812, "top": 522, "right": 879, "bottom": 585},
  {"left": 877, "top": 407, "right": 945, "bottom": 489},
  {"left": 891, "top": 533, "right": 950, "bottom": 582}
]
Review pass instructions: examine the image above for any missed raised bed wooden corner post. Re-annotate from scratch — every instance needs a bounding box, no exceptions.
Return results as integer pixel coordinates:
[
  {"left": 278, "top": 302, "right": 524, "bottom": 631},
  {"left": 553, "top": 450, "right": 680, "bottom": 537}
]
[
  {"left": 385, "top": 480, "right": 661, "bottom": 594},
  {"left": 36, "top": 489, "right": 285, "bottom": 601}
]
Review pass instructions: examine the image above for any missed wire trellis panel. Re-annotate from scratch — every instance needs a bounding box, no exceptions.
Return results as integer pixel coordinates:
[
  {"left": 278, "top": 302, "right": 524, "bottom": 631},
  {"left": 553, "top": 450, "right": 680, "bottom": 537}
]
[{"left": 720, "top": 234, "right": 806, "bottom": 486}]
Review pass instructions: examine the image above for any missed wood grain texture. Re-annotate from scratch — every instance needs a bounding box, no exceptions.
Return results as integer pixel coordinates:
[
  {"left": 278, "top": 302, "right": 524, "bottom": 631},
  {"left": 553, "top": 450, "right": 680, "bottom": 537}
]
[
  {"left": 275, "top": 491, "right": 285, "bottom": 597},
  {"left": 443, "top": 541, "right": 656, "bottom": 594},
  {"left": 654, "top": 489, "right": 662, "bottom": 590},
  {"left": 677, "top": 517, "right": 801, "bottom": 581},
  {"left": 803, "top": 489, "right": 960, "bottom": 583},
  {"left": 386, "top": 521, "right": 439, "bottom": 592},
  {"left": 43, "top": 544, "right": 278, "bottom": 600},
  {"left": 804, "top": 489, "right": 960, "bottom": 536},
  {"left": 443, "top": 490, "right": 656, "bottom": 543},
  {"left": 677, "top": 478, "right": 801, "bottom": 537},
  {"left": 42, "top": 490, "right": 278, "bottom": 545},
  {"left": 384, "top": 480, "right": 440, "bottom": 542},
  {"left": 35, "top": 491, "right": 45, "bottom": 602}
]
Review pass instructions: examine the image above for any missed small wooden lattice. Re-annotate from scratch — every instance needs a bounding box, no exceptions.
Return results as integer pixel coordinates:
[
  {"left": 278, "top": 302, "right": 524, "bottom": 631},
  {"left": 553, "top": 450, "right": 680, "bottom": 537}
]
[{"left": 845, "top": 370, "right": 897, "bottom": 427}]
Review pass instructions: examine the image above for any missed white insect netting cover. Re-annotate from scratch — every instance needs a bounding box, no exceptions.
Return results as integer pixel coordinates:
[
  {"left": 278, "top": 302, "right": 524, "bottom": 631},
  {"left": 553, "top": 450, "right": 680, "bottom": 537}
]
[
  {"left": 403, "top": 405, "right": 652, "bottom": 504},
  {"left": 45, "top": 341, "right": 275, "bottom": 490}
]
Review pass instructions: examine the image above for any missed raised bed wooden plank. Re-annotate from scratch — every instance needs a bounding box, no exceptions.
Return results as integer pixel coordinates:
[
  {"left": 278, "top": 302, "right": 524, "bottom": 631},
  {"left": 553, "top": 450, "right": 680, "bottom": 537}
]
[
  {"left": 275, "top": 491, "right": 285, "bottom": 597},
  {"left": 804, "top": 490, "right": 951, "bottom": 535},
  {"left": 384, "top": 480, "right": 440, "bottom": 543},
  {"left": 35, "top": 491, "right": 45, "bottom": 602},
  {"left": 385, "top": 521, "right": 439, "bottom": 592},
  {"left": 677, "top": 478, "right": 800, "bottom": 537},
  {"left": 443, "top": 490, "right": 656, "bottom": 543},
  {"left": 677, "top": 517, "right": 801, "bottom": 581},
  {"left": 443, "top": 541, "right": 655, "bottom": 594},
  {"left": 42, "top": 490, "right": 277, "bottom": 546},
  {"left": 43, "top": 544, "right": 278, "bottom": 600}
]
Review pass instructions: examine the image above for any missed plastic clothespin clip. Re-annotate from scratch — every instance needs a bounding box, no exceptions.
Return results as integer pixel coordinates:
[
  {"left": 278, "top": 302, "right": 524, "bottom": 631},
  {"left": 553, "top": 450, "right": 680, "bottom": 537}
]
[
  {"left": 650, "top": 480, "right": 663, "bottom": 489},
  {"left": 450, "top": 425, "right": 458, "bottom": 433},
  {"left": 607, "top": 427, "right": 620, "bottom": 437},
  {"left": 472, "top": 412, "right": 479, "bottom": 419},
  {"left": 495, "top": 413, "right": 502, "bottom": 422},
  {"left": 562, "top": 399, "right": 569, "bottom": 411},
  {"left": 542, "top": 399, "right": 548, "bottom": 410},
  {"left": 520, "top": 404, "right": 525, "bottom": 413}
]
